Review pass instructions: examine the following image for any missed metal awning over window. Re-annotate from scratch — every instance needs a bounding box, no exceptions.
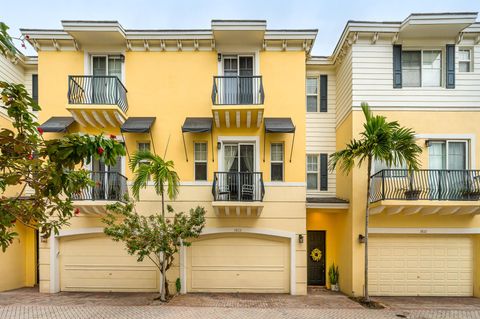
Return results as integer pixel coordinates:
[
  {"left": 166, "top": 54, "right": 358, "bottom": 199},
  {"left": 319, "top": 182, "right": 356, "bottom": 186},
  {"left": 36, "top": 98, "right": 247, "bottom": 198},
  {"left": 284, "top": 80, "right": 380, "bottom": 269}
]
[
  {"left": 181, "top": 117, "right": 214, "bottom": 162},
  {"left": 182, "top": 117, "right": 213, "bottom": 133},
  {"left": 263, "top": 117, "right": 296, "bottom": 162},
  {"left": 120, "top": 117, "right": 156, "bottom": 133},
  {"left": 264, "top": 117, "right": 295, "bottom": 133},
  {"left": 38, "top": 117, "right": 75, "bottom": 133},
  {"left": 120, "top": 117, "right": 157, "bottom": 158}
]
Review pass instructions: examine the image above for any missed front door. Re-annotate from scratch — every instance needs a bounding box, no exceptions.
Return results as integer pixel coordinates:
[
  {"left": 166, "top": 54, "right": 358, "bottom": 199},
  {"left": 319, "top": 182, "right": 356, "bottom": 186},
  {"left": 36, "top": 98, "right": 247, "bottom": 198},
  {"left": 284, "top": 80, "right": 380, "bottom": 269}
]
[{"left": 307, "top": 231, "right": 326, "bottom": 286}]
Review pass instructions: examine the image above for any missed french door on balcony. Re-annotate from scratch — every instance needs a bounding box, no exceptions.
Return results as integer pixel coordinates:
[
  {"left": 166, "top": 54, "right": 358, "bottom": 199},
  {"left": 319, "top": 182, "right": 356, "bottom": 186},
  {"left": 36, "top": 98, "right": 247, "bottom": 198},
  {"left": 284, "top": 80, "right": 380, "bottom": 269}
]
[
  {"left": 91, "top": 56, "right": 122, "bottom": 104},
  {"left": 90, "top": 156, "right": 123, "bottom": 200},
  {"left": 219, "top": 143, "right": 256, "bottom": 200},
  {"left": 223, "top": 55, "right": 254, "bottom": 104},
  {"left": 428, "top": 140, "right": 469, "bottom": 199}
]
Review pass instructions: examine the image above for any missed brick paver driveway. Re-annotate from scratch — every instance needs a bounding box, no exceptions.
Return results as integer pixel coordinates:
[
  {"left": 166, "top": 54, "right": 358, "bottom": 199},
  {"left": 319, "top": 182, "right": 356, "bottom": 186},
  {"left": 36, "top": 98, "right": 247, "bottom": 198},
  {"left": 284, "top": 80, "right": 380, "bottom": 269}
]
[{"left": 1, "top": 288, "right": 480, "bottom": 319}]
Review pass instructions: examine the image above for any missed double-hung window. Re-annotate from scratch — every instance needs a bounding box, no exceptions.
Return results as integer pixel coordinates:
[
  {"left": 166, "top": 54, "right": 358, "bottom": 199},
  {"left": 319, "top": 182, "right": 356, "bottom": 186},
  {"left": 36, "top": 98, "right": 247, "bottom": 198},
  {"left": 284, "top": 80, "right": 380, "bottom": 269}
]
[
  {"left": 459, "top": 49, "right": 472, "bottom": 72},
  {"left": 271, "top": 143, "right": 284, "bottom": 181},
  {"left": 194, "top": 142, "right": 207, "bottom": 181},
  {"left": 402, "top": 50, "right": 442, "bottom": 87},
  {"left": 137, "top": 142, "right": 150, "bottom": 152},
  {"left": 307, "top": 155, "right": 319, "bottom": 190},
  {"left": 306, "top": 78, "right": 318, "bottom": 112}
]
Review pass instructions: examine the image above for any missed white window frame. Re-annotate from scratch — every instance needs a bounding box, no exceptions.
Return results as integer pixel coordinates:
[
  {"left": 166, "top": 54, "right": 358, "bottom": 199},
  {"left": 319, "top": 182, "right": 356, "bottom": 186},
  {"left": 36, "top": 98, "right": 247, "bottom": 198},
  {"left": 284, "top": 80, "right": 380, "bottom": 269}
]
[
  {"left": 306, "top": 154, "right": 320, "bottom": 191},
  {"left": 194, "top": 142, "right": 208, "bottom": 181},
  {"left": 89, "top": 54, "right": 125, "bottom": 82},
  {"left": 402, "top": 49, "right": 443, "bottom": 88},
  {"left": 217, "top": 136, "right": 260, "bottom": 173},
  {"left": 220, "top": 54, "right": 256, "bottom": 76},
  {"left": 306, "top": 77, "right": 319, "bottom": 112},
  {"left": 458, "top": 48, "right": 473, "bottom": 72},
  {"left": 270, "top": 143, "right": 284, "bottom": 182}
]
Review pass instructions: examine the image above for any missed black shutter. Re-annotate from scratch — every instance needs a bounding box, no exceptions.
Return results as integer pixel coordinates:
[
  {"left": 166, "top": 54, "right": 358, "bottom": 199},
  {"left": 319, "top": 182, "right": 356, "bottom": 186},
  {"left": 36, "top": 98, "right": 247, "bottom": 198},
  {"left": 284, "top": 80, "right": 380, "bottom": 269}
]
[
  {"left": 393, "top": 45, "right": 402, "bottom": 88},
  {"left": 320, "top": 75, "right": 328, "bottom": 112},
  {"left": 446, "top": 44, "right": 455, "bottom": 89},
  {"left": 32, "top": 74, "right": 38, "bottom": 103},
  {"left": 320, "top": 153, "right": 328, "bottom": 191}
]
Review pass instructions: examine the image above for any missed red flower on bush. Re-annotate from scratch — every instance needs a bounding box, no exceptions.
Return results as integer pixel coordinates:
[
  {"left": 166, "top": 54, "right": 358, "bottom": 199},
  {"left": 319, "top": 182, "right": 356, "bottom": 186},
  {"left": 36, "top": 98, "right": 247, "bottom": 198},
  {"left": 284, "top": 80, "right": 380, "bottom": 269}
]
[
  {"left": 97, "top": 147, "right": 104, "bottom": 155},
  {"left": 25, "top": 35, "right": 30, "bottom": 39},
  {"left": 110, "top": 134, "right": 116, "bottom": 139},
  {"left": 37, "top": 127, "right": 44, "bottom": 135},
  {"left": 27, "top": 154, "right": 33, "bottom": 160},
  {"left": 74, "top": 208, "right": 80, "bottom": 216}
]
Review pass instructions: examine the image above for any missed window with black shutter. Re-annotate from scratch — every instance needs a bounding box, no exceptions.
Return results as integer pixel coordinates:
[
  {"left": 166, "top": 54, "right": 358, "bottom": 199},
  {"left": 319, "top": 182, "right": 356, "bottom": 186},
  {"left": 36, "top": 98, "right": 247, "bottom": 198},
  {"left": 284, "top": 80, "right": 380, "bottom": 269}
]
[
  {"left": 320, "top": 153, "right": 328, "bottom": 191},
  {"left": 446, "top": 44, "right": 455, "bottom": 89},
  {"left": 32, "top": 74, "right": 38, "bottom": 103},
  {"left": 320, "top": 75, "right": 328, "bottom": 112}
]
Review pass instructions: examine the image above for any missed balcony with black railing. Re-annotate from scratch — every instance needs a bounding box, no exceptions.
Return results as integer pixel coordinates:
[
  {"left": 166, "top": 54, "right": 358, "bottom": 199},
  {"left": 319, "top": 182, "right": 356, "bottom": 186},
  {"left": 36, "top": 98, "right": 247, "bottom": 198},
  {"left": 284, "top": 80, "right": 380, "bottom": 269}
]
[
  {"left": 72, "top": 171, "right": 128, "bottom": 203},
  {"left": 211, "top": 76, "right": 265, "bottom": 129},
  {"left": 67, "top": 76, "right": 129, "bottom": 128},
  {"left": 369, "top": 169, "right": 480, "bottom": 216},
  {"left": 212, "top": 172, "right": 265, "bottom": 201}
]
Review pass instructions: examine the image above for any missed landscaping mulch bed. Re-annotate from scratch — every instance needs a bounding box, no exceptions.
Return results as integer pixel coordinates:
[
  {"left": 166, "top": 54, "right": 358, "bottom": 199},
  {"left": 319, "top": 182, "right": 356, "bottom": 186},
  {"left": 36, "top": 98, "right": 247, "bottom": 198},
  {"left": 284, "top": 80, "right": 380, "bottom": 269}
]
[{"left": 349, "top": 297, "right": 385, "bottom": 309}]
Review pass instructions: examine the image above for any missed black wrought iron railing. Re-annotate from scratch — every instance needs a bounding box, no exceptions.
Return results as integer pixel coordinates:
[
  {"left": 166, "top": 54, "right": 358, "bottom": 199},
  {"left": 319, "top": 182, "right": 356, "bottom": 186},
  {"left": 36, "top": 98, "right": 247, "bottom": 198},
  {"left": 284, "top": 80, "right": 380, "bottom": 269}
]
[
  {"left": 370, "top": 169, "right": 480, "bottom": 203},
  {"left": 72, "top": 171, "right": 128, "bottom": 202},
  {"left": 68, "top": 75, "right": 128, "bottom": 113},
  {"left": 212, "top": 76, "right": 264, "bottom": 105},
  {"left": 212, "top": 172, "right": 265, "bottom": 201}
]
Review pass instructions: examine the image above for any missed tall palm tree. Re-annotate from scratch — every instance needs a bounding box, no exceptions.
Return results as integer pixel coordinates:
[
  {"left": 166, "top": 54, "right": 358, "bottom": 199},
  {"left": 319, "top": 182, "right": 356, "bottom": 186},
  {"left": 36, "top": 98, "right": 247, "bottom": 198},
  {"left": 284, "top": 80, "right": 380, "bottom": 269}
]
[
  {"left": 130, "top": 150, "right": 180, "bottom": 216},
  {"left": 329, "top": 103, "right": 421, "bottom": 302}
]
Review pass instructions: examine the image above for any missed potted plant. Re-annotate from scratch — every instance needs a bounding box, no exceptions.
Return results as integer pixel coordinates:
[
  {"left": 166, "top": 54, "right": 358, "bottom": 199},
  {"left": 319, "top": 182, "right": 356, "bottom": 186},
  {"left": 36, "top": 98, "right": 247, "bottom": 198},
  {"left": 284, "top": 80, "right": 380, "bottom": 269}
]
[{"left": 328, "top": 262, "right": 339, "bottom": 292}]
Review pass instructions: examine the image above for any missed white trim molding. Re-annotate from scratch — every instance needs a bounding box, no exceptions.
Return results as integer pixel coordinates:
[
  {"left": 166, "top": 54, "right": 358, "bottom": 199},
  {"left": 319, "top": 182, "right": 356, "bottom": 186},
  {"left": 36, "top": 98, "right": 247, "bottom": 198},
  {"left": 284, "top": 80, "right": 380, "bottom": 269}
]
[
  {"left": 180, "top": 227, "right": 297, "bottom": 295},
  {"left": 369, "top": 227, "right": 480, "bottom": 234}
]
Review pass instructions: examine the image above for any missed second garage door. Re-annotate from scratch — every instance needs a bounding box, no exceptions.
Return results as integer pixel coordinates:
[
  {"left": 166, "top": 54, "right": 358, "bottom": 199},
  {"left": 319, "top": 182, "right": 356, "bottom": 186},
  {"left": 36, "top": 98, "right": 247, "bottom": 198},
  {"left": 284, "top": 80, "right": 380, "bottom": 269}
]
[
  {"left": 60, "top": 234, "right": 159, "bottom": 292},
  {"left": 369, "top": 235, "right": 473, "bottom": 296},
  {"left": 187, "top": 233, "right": 290, "bottom": 293}
]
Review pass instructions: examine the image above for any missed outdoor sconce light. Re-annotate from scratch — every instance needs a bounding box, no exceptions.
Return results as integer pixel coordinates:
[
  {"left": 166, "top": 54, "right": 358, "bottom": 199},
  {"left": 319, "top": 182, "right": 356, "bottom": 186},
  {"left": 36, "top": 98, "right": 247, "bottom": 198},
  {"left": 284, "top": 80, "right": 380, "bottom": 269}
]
[
  {"left": 298, "top": 234, "right": 304, "bottom": 244},
  {"left": 358, "top": 234, "right": 366, "bottom": 244},
  {"left": 217, "top": 53, "right": 222, "bottom": 62},
  {"left": 217, "top": 142, "right": 222, "bottom": 150},
  {"left": 40, "top": 236, "right": 48, "bottom": 243}
]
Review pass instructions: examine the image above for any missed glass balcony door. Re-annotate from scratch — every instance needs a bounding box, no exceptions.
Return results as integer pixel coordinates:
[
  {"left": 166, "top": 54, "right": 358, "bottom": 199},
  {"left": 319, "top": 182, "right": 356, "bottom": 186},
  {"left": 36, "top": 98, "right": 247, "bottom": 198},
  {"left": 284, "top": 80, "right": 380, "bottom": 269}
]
[
  {"left": 428, "top": 140, "right": 468, "bottom": 199},
  {"left": 223, "top": 55, "right": 254, "bottom": 104},
  {"left": 91, "top": 56, "right": 123, "bottom": 104},
  {"left": 221, "top": 143, "right": 255, "bottom": 200},
  {"left": 90, "top": 156, "right": 122, "bottom": 200}
]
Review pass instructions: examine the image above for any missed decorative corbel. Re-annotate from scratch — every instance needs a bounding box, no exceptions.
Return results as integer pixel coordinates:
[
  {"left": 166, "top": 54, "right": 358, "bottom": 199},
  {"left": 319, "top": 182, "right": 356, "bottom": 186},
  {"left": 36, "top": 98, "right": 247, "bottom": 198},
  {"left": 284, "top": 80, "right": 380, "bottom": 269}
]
[
  {"left": 391, "top": 33, "right": 399, "bottom": 44},
  {"left": 72, "top": 39, "right": 80, "bottom": 51},
  {"left": 194, "top": 39, "right": 199, "bottom": 51},
  {"left": 32, "top": 39, "right": 40, "bottom": 51},
  {"left": 282, "top": 40, "right": 287, "bottom": 51},
  {"left": 160, "top": 40, "right": 166, "bottom": 51},
  {"left": 456, "top": 32, "right": 464, "bottom": 45},
  {"left": 371, "top": 32, "right": 379, "bottom": 44},
  {"left": 263, "top": 40, "right": 267, "bottom": 51},
  {"left": 211, "top": 39, "right": 215, "bottom": 50},
  {"left": 52, "top": 39, "right": 60, "bottom": 51},
  {"left": 144, "top": 40, "right": 150, "bottom": 51},
  {"left": 475, "top": 35, "right": 480, "bottom": 45},
  {"left": 126, "top": 40, "right": 132, "bottom": 51},
  {"left": 177, "top": 40, "right": 183, "bottom": 51}
]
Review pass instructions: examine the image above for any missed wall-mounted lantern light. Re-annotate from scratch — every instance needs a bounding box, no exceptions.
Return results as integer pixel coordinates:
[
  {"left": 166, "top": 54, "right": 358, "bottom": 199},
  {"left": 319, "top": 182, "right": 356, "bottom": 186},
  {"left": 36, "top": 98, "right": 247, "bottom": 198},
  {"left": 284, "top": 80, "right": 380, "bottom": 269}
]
[
  {"left": 298, "top": 234, "right": 304, "bottom": 244},
  {"left": 358, "top": 234, "right": 366, "bottom": 244},
  {"left": 217, "top": 53, "right": 222, "bottom": 62}
]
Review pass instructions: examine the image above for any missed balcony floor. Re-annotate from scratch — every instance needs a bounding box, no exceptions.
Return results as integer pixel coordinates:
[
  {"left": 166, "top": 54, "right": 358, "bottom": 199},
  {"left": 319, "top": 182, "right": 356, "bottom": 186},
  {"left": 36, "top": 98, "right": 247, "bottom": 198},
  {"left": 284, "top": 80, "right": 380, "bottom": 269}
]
[{"left": 369, "top": 200, "right": 480, "bottom": 216}]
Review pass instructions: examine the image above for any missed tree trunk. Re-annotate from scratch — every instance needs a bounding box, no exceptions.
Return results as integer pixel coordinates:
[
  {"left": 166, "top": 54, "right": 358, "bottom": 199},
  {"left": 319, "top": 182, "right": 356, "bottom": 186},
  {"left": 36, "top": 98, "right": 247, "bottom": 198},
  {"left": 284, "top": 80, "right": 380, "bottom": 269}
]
[
  {"left": 160, "top": 252, "right": 166, "bottom": 301},
  {"left": 364, "top": 156, "right": 372, "bottom": 302},
  {"left": 161, "top": 192, "right": 165, "bottom": 217}
]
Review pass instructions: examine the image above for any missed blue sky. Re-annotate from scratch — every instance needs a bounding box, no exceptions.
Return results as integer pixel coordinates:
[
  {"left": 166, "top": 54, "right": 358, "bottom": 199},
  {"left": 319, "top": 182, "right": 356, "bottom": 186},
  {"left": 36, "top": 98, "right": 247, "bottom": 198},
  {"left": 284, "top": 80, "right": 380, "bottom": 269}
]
[{"left": 2, "top": 0, "right": 479, "bottom": 56}]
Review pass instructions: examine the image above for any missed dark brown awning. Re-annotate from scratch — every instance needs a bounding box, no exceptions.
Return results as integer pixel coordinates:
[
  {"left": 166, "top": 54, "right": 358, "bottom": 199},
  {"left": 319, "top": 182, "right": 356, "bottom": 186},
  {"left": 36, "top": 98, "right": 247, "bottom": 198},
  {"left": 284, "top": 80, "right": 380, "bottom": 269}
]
[
  {"left": 182, "top": 117, "right": 213, "bottom": 133},
  {"left": 264, "top": 117, "right": 295, "bottom": 133}
]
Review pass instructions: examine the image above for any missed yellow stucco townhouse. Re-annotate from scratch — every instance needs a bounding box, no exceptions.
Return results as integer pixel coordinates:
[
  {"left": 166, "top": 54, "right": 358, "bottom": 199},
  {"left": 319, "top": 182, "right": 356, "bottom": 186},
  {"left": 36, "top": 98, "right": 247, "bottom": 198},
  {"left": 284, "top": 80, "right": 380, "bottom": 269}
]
[{"left": 1, "top": 12, "right": 480, "bottom": 298}]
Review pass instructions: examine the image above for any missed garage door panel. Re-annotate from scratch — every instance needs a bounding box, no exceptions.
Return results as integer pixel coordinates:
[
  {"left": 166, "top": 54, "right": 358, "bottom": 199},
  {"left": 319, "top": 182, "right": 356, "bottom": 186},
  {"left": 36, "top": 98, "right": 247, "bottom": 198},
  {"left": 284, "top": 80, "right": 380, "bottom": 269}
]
[
  {"left": 187, "top": 234, "right": 290, "bottom": 293},
  {"left": 60, "top": 234, "right": 158, "bottom": 292},
  {"left": 369, "top": 235, "right": 473, "bottom": 297}
]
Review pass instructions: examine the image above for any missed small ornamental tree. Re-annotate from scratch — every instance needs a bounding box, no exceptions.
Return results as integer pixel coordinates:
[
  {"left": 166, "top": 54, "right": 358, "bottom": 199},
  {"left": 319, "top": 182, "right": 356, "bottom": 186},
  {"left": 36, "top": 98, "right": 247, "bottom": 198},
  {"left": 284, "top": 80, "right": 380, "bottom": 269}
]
[
  {"left": 0, "top": 22, "right": 125, "bottom": 250},
  {"left": 103, "top": 198, "right": 206, "bottom": 301}
]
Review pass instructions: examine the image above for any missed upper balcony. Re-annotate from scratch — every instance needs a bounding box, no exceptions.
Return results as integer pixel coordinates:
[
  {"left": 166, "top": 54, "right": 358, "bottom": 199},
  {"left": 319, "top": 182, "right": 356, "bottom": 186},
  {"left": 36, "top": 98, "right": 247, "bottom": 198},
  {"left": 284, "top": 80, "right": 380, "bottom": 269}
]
[
  {"left": 211, "top": 76, "right": 265, "bottom": 129},
  {"left": 71, "top": 171, "right": 128, "bottom": 215},
  {"left": 67, "top": 75, "right": 128, "bottom": 129},
  {"left": 369, "top": 169, "right": 480, "bottom": 216},
  {"left": 211, "top": 171, "right": 265, "bottom": 216}
]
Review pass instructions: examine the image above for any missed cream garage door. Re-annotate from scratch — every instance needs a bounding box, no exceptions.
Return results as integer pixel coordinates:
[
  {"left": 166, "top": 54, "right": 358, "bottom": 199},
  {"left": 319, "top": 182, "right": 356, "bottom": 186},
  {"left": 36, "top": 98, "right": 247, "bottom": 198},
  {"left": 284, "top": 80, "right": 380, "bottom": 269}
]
[
  {"left": 187, "top": 233, "right": 290, "bottom": 293},
  {"left": 60, "top": 234, "right": 158, "bottom": 292},
  {"left": 369, "top": 235, "right": 473, "bottom": 296}
]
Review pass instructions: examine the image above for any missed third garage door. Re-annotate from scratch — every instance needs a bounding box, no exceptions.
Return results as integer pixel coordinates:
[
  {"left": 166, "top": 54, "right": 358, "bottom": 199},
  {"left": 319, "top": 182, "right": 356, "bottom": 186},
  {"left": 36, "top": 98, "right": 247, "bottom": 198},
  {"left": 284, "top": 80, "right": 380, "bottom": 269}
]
[
  {"left": 187, "top": 233, "right": 290, "bottom": 293},
  {"left": 369, "top": 235, "right": 473, "bottom": 296}
]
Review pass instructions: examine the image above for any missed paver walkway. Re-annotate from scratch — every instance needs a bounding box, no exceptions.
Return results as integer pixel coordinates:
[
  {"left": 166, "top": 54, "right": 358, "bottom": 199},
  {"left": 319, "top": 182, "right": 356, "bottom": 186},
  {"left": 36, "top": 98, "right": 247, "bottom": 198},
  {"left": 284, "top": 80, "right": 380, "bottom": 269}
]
[{"left": 1, "top": 288, "right": 480, "bottom": 319}]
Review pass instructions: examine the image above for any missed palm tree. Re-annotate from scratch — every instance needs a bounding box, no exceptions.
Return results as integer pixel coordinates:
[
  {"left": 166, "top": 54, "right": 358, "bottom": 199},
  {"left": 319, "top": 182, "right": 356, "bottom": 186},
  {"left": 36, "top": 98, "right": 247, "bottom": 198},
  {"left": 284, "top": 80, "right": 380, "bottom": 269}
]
[
  {"left": 129, "top": 150, "right": 180, "bottom": 301},
  {"left": 329, "top": 103, "right": 422, "bottom": 302},
  {"left": 130, "top": 150, "right": 180, "bottom": 216}
]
